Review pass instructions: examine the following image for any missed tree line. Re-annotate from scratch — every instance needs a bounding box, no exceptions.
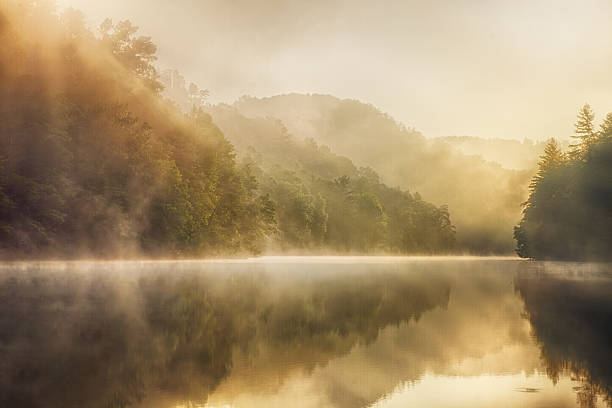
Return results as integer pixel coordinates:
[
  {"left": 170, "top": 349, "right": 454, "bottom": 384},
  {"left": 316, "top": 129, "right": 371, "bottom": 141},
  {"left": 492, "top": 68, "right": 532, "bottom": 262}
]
[{"left": 514, "top": 104, "right": 612, "bottom": 260}]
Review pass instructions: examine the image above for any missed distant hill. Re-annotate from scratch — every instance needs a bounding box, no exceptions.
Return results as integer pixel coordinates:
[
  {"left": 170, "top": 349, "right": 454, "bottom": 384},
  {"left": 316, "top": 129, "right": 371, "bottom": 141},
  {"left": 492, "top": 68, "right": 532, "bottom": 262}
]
[
  {"left": 205, "top": 104, "right": 456, "bottom": 253},
  {"left": 433, "top": 136, "right": 546, "bottom": 170},
  {"left": 232, "top": 94, "right": 535, "bottom": 254}
]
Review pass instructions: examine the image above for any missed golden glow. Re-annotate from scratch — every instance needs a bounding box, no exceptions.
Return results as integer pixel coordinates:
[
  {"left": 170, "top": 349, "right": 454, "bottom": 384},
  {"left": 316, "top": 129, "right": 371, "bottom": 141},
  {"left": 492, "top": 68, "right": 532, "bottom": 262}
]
[{"left": 56, "top": 0, "right": 612, "bottom": 141}]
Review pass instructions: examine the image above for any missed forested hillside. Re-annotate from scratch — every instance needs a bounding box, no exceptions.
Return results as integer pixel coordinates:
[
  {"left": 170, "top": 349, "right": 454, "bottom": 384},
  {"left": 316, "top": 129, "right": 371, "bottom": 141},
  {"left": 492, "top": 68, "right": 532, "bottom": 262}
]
[
  {"left": 514, "top": 105, "right": 612, "bottom": 261},
  {"left": 0, "top": 1, "right": 455, "bottom": 258},
  {"left": 206, "top": 105, "right": 456, "bottom": 253},
  {"left": 0, "top": 2, "right": 273, "bottom": 257},
  {"left": 233, "top": 94, "right": 532, "bottom": 254}
]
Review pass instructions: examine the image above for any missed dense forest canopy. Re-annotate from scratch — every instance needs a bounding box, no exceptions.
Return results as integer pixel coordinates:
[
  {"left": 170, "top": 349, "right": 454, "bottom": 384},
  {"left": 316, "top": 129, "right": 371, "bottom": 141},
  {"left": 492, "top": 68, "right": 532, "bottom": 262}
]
[
  {"left": 0, "top": 0, "right": 455, "bottom": 258},
  {"left": 514, "top": 104, "right": 612, "bottom": 261},
  {"left": 0, "top": 1, "right": 274, "bottom": 257},
  {"left": 205, "top": 105, "right": 455, "bottom": 253}
]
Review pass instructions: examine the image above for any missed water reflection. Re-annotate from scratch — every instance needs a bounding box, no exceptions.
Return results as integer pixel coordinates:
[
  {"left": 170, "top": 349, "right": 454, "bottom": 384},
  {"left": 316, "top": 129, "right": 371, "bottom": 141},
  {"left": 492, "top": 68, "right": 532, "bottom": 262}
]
[
  {"left": 0, "top": 261, "right": 449, "bottom": 407},
  {"left": 0, "top": 259, "right": 609, "bottom": 408},
  {"left": 515, "top": 265, "right": 612, "bottom": 407}
]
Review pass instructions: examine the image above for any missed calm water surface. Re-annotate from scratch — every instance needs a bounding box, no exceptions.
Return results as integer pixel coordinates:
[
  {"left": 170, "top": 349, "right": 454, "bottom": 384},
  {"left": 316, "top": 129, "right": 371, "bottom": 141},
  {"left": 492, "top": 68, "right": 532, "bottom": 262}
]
[{"left": 0, "top": 257, "right": 610, "bottom": 408}]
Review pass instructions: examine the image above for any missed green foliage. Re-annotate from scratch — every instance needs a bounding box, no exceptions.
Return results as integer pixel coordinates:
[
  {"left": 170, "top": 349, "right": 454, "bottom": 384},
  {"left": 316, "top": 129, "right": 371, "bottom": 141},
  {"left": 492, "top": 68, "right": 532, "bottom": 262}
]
[
  {"left": 99, "top": 18, "right": 162, "bottom": 92},
  {"left": 528, "top": 138, "right": 565, "bottom": 193},
  {"left": 208, "top": 105, "right": 456, "bottom": 254},
  {"left": 515, "top": 105, "right": 612, "bottom": 260},
  {"left": 0, "top": 2, "right": 274, "bottom": 257},
  {"left": 599, "top": 112, "right": 612, "bottom": 141},
  {"left": 232, "top": 94, "right": 532, "bottom": 254},
  {"left": 570, "top": 103, "right": 597, "bottom": 161},
  {"left": 0, "top": 1, "right": 457, "bottom": 258}
]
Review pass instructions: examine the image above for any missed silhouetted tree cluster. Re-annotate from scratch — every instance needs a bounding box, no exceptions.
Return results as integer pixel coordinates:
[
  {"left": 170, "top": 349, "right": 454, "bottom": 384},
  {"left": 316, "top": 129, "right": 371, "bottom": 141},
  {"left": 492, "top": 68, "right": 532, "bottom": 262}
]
[
  {"left": 514, "top": 104, "right": 612, "bottom": 260},
  {"left": 0, "top": 1, "right": 273, "bottom": 257}
]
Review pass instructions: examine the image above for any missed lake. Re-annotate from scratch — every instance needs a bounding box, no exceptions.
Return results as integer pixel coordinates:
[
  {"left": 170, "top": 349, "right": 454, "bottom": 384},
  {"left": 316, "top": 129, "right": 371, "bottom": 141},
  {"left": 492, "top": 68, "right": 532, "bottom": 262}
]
[{"left": 0, "top": 257, "right": 610, "bottom": 408}]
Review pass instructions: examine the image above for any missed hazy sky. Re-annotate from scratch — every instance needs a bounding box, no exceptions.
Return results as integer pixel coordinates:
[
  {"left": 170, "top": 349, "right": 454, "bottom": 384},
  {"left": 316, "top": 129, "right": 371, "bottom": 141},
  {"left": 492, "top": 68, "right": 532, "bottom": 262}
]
[{"left": 56, "top": 0, "right": 612, "bottom": 140}]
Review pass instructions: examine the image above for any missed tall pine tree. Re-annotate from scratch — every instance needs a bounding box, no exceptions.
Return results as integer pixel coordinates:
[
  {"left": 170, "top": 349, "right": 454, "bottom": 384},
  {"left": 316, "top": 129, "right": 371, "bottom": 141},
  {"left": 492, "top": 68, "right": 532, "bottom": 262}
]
[
  {"left": 528, "top": 138, "right": 565, "bottom": 193},
  {"left": 599, "top": 112, "right": 612, "bottom": 142},
  {"left": 569, "top": 103, "right": 596, "bottom": 160}
]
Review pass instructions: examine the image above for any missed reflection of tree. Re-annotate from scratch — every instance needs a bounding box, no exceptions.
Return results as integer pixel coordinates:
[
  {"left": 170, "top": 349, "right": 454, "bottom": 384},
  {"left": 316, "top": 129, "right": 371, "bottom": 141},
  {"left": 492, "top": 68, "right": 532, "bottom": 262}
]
[
  {"left": 0, "top": 264, "right": 450, "bottom": 407},
  {"left": 515, "top": 274, "right": 612, "bottom": 407}
]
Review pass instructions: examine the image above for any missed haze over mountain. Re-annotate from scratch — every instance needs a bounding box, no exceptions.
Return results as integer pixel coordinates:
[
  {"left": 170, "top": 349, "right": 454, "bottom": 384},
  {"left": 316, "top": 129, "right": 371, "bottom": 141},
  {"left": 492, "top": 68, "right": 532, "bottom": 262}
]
[
  {"left": 41, "top": 0, "right": 612, "bottom": 255},
  {"left": 3, "top": 0, "right": 611, "bottom": 259},
  {"left": 55, "top": 0, "right": 612, "bottom": 142},
  {"left": 205, "top": 103, "right": 455, "bottom": 254},
  {"left": 433, "top": 137, "right": 551, "bottom": 171},
  {"left": 0, "top": 2, "right": 455, "bottom": 257},
  {"left": 159, "top": 75, "right": 534, "bottom": 253},
  {"left": 224, "top": 94, "right": 531, "bottom": 253}
]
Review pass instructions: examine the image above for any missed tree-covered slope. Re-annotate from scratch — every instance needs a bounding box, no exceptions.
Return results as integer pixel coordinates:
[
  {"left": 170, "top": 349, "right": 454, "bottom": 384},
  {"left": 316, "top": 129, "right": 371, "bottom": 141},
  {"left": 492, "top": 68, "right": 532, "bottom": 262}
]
[
  {"left": 0, "top": 1, "right": 456, "bottom": 258},
  {"left": 206, "top": 105, "right": 456, "bottom": 253},
  {"left": 0, "top": 1, "right": 273, "bottom": 258},
  {"left": 233, "top": 94, "right": 533, "bottom": 254}
]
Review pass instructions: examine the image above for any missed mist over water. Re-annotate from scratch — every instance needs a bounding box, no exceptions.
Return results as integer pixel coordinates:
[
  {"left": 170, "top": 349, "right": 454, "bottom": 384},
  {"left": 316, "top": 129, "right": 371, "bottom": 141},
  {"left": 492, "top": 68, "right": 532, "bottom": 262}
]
[{"left": 0, "top": 258, "right": 610, "bottom": 408}]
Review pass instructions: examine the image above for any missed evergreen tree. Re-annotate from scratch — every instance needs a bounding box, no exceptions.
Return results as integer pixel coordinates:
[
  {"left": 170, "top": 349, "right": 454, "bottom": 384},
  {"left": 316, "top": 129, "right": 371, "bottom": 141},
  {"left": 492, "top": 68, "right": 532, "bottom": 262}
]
[
  {"left": 569, "top": 104, "right": 596, "bottom": 160},
  {"left": 528, "top": 138, "right": 565, "bottom": 193},
  {"left": 515, "top": 105, "right": 612, "bottom": 261},
  {"left": 599, "top": 112, "right": 612, "bottom": 141}
]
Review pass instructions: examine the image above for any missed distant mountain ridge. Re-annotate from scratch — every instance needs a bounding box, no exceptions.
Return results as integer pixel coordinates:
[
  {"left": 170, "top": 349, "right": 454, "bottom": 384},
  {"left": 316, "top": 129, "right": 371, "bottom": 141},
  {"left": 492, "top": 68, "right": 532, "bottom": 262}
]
[{"left": 433, "top": 136, "right": 558, "bottom": 170}]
